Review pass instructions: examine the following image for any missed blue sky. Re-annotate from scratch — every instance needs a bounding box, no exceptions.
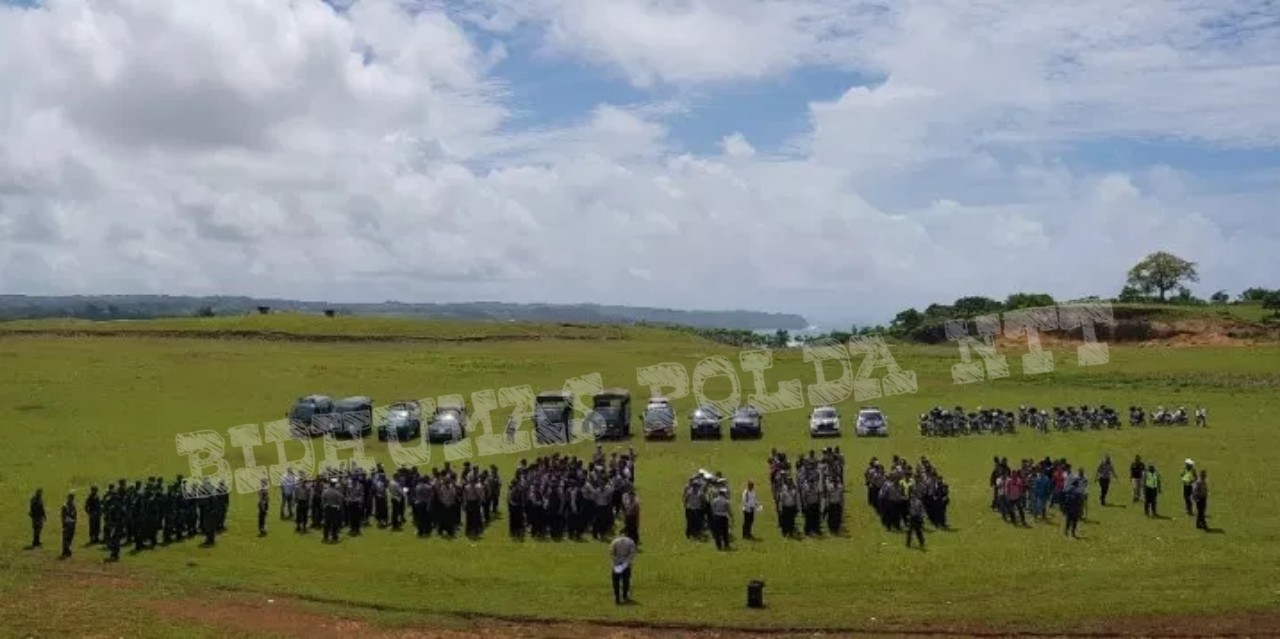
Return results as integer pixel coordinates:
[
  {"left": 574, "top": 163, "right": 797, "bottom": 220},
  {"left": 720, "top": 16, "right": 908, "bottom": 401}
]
[{"left": 1, "top": 0, "right": 1278, "bottom": 324}]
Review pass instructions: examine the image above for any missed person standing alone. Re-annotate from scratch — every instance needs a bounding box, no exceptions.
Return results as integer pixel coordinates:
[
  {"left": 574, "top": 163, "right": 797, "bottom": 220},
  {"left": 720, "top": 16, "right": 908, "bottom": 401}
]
[
  {"left": 610, "top": 531, "right": 636, "bottom": 604},
  {"left": 1096, "top": 455, "right": 1115, "bottom": 506},
  {"left": 29, "top": 488, "right": 45, "bottom": 549},
  {"left": 741, "top": 481, "right": 758, "bottom": 540}
]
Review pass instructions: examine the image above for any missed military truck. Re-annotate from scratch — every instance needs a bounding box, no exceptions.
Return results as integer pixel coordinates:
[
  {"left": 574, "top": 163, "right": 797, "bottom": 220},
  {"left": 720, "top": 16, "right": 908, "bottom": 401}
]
[
  {"left": 689, "top": 405, "right": 724, "bottom": 440},
  {"left": 730, "top": 405, "right": 764, "bottom": 440},
  {"left": 589, "top": 389, "right": 632, "bottom": 440},
  {"left": 377, "top": 400, "right": 422, "bottom": 441},
  {"left": 287, "top": 394, "right": 333, "bottom": 437},
  {"left": 534, "top": 391, "right": 573, "bottom": 445},
  {"left": 642, "top": 396, "right": 677, "bottom": 440},
  {"left": 332, "top": 396, "right": 374, "bottom": 438},
  {"left": 425, "top": 400, "right": 468, "bottom": 443}
]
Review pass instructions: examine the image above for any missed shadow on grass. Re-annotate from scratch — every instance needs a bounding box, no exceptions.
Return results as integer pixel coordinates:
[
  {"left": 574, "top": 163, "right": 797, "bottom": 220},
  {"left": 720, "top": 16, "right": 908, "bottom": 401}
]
[{"left": 1205, "top": 527, "right": 1226, "bottom": 534}]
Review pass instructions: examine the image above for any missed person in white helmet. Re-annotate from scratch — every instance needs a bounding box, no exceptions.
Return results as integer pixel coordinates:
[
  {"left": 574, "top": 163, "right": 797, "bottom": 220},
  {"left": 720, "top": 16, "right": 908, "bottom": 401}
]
[{"left": 1180, "top": 460, "right": 1197, "bottom": 516}]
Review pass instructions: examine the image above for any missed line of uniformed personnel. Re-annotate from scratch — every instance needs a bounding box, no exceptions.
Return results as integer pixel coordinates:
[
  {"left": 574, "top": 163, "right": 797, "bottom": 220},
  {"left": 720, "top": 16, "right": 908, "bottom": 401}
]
[
  {"left": 507, "top": 448, "right": 638, "bottom": 543},
  {"left": 863, "top": 455, "right": 951, "bottom": 548},
  {"left": 768, "top": 449, "right": 848, "bottom": 538},
  {"left": 282, "top": 461, "right": 504, "bottom": 542},
  {"left": 28, "top": 476, "right": 230, "bottom": 562}
]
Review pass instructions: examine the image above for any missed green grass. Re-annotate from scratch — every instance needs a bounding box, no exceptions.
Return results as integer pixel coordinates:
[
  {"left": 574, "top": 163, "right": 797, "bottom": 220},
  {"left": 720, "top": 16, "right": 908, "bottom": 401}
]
[
  {"left": 0, "top": 313, "right": 675, "bottom": 342},
  {"left": 1111, "top": 301, "right": 1274, "bottom": 324},
  {"left": 1, "top": 319, "right": 1278, "bottom": 635}
]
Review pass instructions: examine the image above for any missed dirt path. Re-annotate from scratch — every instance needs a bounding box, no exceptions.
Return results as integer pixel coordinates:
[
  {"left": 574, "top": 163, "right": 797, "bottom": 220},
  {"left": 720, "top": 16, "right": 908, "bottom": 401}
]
[
  {"left": 9, "top": 566, "right": 1276, "bottom": 639},
  {"left": 142, "top": 591, "right": 1280, "bottom": 639}
]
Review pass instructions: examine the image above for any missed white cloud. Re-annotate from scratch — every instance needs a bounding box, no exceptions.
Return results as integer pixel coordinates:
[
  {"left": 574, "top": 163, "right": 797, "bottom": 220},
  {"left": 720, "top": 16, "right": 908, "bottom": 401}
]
[{"left": 0, "top": 0, "right": 1278, "bottom": 323}]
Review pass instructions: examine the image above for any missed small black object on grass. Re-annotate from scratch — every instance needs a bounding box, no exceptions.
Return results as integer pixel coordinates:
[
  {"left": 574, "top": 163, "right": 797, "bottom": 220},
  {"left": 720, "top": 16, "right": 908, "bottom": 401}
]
[{"left": 747, "top": 580, "right": 765, "bottom": 608}]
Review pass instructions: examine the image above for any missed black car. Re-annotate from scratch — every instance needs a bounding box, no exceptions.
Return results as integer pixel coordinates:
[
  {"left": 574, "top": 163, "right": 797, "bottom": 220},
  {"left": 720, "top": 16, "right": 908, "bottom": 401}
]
[
  {"left": 377, "top": 400, "right": 422, "bottom": 441},
  {"left": 332, "top": 396, "right": 374, "bottom": 438},
  {"left": 426, "top": 404, "right": 467, "bottom": 443},
  {"left": 729, "top": 406, "right": 763, "bottom": 439},
  {"left": 287, "top": 394, "right": 333, "bottom": 437},
  {"left": 690, "top": 405, "right": 724, "bottom": 439}
]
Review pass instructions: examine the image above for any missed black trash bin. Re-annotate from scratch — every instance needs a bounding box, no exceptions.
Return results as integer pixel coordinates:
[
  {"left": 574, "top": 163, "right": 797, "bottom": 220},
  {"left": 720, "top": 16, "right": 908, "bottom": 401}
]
[{"left": 747, "top": 580, "right": 765, "bottom": 608}]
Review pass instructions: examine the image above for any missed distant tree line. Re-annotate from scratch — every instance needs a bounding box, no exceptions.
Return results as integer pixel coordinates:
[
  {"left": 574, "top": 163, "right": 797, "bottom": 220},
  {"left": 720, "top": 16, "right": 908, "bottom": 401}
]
[{"left": 0, "top": 295, "right": 809, "bottom": 331}]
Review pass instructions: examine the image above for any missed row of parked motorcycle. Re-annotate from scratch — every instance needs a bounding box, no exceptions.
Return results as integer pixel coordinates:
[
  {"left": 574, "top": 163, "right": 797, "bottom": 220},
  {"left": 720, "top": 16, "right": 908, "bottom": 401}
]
[{"left": 918, "top": 405, "right": 1207, "bottom": 436}]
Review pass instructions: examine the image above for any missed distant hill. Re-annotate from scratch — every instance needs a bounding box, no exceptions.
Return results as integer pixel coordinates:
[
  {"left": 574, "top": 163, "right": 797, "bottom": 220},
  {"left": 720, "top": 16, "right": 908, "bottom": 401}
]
[{"left": 0, "top": 295, "right": 809, "bottom": 331}]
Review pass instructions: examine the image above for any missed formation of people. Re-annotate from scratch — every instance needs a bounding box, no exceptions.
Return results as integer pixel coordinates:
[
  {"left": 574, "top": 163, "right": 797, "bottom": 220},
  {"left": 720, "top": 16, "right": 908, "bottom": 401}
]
[
  {"left": 767, "top": 447, "right": 849, "bottom": 539},
  {"left": 680, "top": 468, "right": 735, "bottom": 549},
  {"left": 282, "top": 461, "right": 505, "bottom": 542},
  {"left": 862, "top": 455, "right": 950, "bottom": 549},
  {"left": 26, "top": 445, "right": 1213, "bottom": 579},
  {"left": 505, "top": 446, "right": 639, "bottom": 543},
  {"left": 987, "top": 455, "right": 1211, "bottom": 537},
  {"left": 28, "top": 475, "right": 230, "bottom": 561}
]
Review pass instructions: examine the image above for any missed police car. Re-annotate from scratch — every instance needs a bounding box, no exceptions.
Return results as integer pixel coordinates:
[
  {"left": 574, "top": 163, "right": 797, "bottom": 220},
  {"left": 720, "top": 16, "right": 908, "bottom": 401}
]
[
  {"left": 809, "top": 405, "right": 841, "bottom": 438},
  {"left": 642, "top": 397, "right": 677, "bottom": 440},
  {"left": 855, "top": 407, "right": 888, "bottom": 437}
]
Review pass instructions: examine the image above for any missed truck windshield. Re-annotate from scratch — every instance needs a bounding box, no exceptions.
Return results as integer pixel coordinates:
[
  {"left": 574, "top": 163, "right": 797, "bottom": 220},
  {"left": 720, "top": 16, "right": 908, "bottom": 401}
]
[
  {"left": 646, "top": 408, "right": 673, "bottom": 422},
  {"left": 290, "top": 406, "right": 313, "bottom": 420},
  {"left": 537, "top": 403, "right": 567, "bottom": 419},
  {"left": 815, "top": 409, "right": 836, "bottom": 418}
]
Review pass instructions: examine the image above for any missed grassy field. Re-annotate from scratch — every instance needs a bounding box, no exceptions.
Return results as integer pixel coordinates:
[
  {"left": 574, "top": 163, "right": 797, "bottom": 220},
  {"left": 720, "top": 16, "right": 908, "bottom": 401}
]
[{"left": 1, "top": 316, "right": 1278, "bottom": 637}]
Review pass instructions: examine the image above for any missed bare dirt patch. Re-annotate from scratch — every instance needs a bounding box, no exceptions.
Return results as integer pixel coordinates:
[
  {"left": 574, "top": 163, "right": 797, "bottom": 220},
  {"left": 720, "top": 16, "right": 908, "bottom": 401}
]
[{"left": 143, "top": 593, "right": 1280, "bottom": 639}]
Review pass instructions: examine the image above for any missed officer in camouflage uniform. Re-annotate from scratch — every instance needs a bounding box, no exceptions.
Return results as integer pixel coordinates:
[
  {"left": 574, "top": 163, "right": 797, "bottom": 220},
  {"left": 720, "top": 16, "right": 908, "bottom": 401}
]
[
  {"left": 310, "top": 476, "right": 324, "bottom": 531},
  {"left": 105, "top": 486, "right": 123, "bottom": 561},
  {"left": 258, "top": 478, "right": 270, "bottom": 535},
  {"left": 215, "top": 480, "right": 230, "bottom": 532},
  {"left": 101, "top": 484, "right": 117, "bottom": 548},
  {"left": 147, "top": 480, "right": 162, "bottom": 547},
  {"left": 184, "top": 479, "right": 199, "bottom": 539},
  {"left": 60, "top": 491, "right": 77, "bottom": 558},
  {"left": 132, "top": 482, "right": 148, "bottom": 551},
  {"left": 29, "top": 488, "right": 46, "bottom": 548},
  {"left": 163, "top": 481, "right": 178, "bottom": 544},
  {"left": 85, "top": 486, "right": 102, "bottom": 545},
  {"left": 199, "top": 478, "right": 217, "bottom": 546}
]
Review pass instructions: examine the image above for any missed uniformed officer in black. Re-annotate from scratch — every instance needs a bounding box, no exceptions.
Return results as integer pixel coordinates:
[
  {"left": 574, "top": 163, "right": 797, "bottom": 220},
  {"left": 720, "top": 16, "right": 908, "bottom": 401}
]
[
  {"left": 60, "top": 491, "right": 77, "bottom": 558},
  {"left": 257, "top": 478, "right": 270, "bottom": 536},
  {"left": 85, "top": 485, "right": 102, "bottom": 544},
  {"left": 105, "top": 488, "right": 123, "bottom": 561},
  {"left": 199, "top": 479, "right": 217, "bottom": 546},
  {"left": 388, "top": 477, "right": 405, "bottom": 531},
  {"left": 29, "top": 488, "right": 45, "bottom": 548}
]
